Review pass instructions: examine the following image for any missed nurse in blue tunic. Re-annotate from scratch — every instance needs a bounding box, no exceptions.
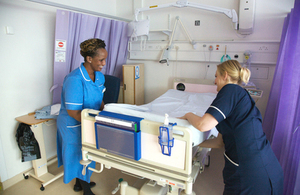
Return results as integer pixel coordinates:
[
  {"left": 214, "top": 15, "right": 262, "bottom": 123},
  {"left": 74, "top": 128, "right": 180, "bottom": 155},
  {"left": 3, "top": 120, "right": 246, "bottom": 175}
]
[
  {"left": 57, "top": 38, "right": 107, "bottom": 195},
  {"left": 180, "top": 60, "right": 284, "bottom": 195}
]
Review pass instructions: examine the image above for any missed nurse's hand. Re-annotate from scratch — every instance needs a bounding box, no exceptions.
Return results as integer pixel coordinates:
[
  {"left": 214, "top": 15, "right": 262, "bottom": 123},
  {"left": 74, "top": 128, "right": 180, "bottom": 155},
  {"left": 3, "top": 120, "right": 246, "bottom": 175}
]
[
  {"left": 178, "top": 113, "right": 190, "bottom": 120},
  {"left": 177, "top": 115, "right": 186, "bottom": 120},
  {"left": 100, "top": 101, "right": 104, "bottom": 111},
  {"left": 67, "top": 110, "right": 82, "bottom": 122},
  {"left": 179, "top": 113, "right": 218, "bottom": 132}
]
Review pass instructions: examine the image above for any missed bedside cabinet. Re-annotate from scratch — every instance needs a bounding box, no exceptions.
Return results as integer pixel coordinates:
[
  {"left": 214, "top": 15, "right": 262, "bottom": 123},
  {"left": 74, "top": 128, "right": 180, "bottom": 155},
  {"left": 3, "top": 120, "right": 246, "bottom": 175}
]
[{"left": 123, "top": 64, "right": 144, "bottom": 105}]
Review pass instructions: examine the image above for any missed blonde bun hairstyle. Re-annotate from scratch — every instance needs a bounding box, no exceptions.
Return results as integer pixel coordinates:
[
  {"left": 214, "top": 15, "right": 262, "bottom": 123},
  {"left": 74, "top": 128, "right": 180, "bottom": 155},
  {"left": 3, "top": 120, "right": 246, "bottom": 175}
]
[{"left": 217, "top": 60, "right": 251, "bottom": 85}]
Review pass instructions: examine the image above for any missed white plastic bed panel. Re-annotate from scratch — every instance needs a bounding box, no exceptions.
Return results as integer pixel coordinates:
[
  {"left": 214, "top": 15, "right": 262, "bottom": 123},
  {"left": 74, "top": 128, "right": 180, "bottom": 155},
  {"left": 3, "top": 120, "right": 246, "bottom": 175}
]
[
  {"left": 141, "top": 132, "right": 186, "bottom": 169},
  {"left": 173, "top": 77, "right": 217, "bottom": 93},
  {"left": 81, "top": 110, "right": 194, "bottom": 175},
  {"left": 104, "top": 89, "right": 218, "bottom": 146}
]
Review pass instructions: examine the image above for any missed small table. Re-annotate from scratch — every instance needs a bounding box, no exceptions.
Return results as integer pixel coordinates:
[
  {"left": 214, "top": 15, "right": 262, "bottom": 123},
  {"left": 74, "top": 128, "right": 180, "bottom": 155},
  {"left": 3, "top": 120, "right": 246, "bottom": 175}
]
[{"left": 15, "top": 113, "right": 64, "bottom": 191}]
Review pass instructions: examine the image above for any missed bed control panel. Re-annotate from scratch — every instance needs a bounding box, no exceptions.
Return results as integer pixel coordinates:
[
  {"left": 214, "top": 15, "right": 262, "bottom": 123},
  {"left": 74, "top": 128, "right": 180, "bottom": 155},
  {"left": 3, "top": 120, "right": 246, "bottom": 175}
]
[{"left": 246, "top": 89, "right": 263, "bottom": 98}]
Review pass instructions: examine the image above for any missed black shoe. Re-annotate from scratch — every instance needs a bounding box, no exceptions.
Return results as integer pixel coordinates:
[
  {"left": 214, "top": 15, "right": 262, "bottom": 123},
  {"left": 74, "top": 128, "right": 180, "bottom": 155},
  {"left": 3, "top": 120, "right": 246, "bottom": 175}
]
[{"left": 73, "top": 182, "right": 96, "bottom": 192}]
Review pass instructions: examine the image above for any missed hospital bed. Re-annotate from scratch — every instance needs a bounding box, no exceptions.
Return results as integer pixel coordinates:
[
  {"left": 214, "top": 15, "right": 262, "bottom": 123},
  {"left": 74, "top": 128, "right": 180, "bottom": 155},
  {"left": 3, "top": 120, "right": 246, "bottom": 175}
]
[{"left": 80, "top": 78, "right": 218, "bottom": 195}]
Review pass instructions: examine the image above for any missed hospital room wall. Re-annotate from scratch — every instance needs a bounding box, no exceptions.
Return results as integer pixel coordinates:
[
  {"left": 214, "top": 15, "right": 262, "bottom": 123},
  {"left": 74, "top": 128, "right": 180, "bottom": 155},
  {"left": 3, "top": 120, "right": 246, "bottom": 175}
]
[
  {"left": 0, "top": 0, "right": 118, "bottom": 186},
  {"left": 118, "top": 0, "right": 294, "bottom": 118}
]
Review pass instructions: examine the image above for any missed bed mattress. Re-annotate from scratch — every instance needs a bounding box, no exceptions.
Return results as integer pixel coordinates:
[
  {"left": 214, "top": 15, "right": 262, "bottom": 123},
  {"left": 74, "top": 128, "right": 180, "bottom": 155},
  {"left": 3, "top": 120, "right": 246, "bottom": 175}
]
[{"left": 104, "top": 89, "right": 218, "bottom": 146}]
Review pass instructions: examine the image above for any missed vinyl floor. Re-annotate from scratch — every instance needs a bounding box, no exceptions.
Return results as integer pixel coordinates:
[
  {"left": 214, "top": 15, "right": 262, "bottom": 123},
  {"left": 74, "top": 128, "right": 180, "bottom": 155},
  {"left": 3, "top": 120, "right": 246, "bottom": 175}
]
[{"left": 2, "top": 148, "right": 225, "bottom": 195}]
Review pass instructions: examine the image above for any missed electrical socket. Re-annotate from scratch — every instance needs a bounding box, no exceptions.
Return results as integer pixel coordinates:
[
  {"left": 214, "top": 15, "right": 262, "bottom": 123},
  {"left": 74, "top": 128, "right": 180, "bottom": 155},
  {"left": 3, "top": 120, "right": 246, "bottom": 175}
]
[{"left": 259, "top": 46, "right": 268, "bottom": 51}]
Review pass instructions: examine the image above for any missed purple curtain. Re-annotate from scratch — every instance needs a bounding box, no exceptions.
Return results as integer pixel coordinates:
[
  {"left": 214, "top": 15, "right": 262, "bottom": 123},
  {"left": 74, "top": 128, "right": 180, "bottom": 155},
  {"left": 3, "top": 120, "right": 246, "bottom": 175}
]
[
  {"left": 262, "top": 1, "right": 300, "bottom": 195},
  {"left": 52, "top": 10, "right": 129, "bottom": 104}
]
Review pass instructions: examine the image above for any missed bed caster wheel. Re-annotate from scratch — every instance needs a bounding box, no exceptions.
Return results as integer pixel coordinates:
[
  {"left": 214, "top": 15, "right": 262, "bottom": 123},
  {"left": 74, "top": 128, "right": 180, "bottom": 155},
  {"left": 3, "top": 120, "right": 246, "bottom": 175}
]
[
  {"left": 23, "top": 174, "right": 29, "bottom": 179},
  {"left": 205, "top": 155, "right": 210, "bottom": 167},
  {"left": 40, "top": 185, "right": 45, "bottom": 191}
]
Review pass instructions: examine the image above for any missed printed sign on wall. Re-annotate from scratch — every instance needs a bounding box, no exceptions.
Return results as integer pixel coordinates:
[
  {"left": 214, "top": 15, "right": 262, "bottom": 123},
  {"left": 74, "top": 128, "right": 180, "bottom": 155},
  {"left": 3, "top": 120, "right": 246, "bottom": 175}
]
[
  {"left": 55, "top": 40, "right": 66, "bottom": 51},
  {"left": 55, "top": 51, "right": 66, "bottom": 62},
  {"left": 135, "top": 65, "right": 140, "bottom": 80}
]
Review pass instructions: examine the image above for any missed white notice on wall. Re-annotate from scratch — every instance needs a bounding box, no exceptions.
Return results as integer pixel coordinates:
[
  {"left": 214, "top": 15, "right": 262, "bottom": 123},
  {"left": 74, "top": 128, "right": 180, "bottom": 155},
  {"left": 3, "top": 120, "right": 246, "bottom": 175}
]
[
  {"left": 55, "top": 40, "right": 66, "bottom": 51},
  {"left": 55, "top": 51, "right": 66, "bottom": 62}
]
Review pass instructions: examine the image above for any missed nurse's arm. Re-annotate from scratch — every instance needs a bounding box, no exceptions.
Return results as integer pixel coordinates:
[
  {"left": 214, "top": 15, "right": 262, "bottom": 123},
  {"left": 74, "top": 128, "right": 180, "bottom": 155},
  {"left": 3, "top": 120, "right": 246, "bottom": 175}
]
[
  {"left": 179, "top": 112, "right": 218, "bottom": 132},
  {"left": 198, "top": 133, "right": 224, "bottom": 148},
  {"left": 67, "top": 110, "right": 81, "bottom": 122},
  {"left": 100, "top": 101, "right": 104, "bottom": 111}
]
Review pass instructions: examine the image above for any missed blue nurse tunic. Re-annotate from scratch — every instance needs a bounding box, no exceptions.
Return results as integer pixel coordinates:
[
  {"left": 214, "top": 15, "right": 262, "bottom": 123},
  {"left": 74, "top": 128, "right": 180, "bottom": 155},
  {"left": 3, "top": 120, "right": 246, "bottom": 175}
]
[
  {"left": 206, "top": 84, "right": 283, "bottom": 195},
  {"left": 57, "top": 63, "right": 105, "bottom": 184}
]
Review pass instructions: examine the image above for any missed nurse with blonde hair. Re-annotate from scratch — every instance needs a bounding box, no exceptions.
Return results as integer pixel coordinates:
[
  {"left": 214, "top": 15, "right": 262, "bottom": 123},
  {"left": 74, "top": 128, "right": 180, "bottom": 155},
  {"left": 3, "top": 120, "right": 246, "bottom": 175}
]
[{"left": 180, "top": 60, "right": 284, "bottom": 195}]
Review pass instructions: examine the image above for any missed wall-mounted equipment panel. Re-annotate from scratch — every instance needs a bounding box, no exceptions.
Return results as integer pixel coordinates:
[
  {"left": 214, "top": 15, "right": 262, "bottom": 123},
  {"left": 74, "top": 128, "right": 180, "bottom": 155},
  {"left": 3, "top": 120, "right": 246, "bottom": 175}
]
[{"left": 128, "top": 40, "right": 280, "bottom": 65}]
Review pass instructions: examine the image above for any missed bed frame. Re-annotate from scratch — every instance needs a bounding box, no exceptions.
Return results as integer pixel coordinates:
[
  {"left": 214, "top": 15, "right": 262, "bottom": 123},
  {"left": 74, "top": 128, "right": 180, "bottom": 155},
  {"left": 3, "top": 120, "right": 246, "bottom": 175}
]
[{"left": 80, "top": 78, "right": 217, "bottom": 195}]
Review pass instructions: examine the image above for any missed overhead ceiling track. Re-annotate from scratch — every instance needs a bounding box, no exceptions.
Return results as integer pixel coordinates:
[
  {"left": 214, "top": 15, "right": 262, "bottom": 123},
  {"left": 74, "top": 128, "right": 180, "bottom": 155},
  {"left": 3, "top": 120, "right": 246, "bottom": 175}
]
[
  {"left": 25, "top": 0, "right": 131, "bottom": 22},
  {"left": 134, "top": 0, "right": 238, "bottom": 29}
]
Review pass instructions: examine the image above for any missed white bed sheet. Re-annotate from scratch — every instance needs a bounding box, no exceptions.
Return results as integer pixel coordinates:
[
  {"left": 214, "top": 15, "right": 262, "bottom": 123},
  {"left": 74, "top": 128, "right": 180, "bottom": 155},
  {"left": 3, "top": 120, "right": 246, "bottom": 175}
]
[{"left": 104, "top": 89, "right": 218, "bottom": 146}]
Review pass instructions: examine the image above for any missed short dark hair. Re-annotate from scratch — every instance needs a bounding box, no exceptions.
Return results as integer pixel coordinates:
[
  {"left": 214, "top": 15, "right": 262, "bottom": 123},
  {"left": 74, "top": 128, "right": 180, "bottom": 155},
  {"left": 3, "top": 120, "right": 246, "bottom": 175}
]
[{"left": 80, "top": 38, "right": 106, "bottom": 61}]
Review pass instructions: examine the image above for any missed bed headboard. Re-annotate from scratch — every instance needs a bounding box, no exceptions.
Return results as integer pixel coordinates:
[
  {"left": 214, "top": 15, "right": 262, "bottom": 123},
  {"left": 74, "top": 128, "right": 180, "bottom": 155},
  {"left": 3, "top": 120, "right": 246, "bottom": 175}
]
[{"left": 173, "top": 78, "right": 217, "bottom": 94}]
